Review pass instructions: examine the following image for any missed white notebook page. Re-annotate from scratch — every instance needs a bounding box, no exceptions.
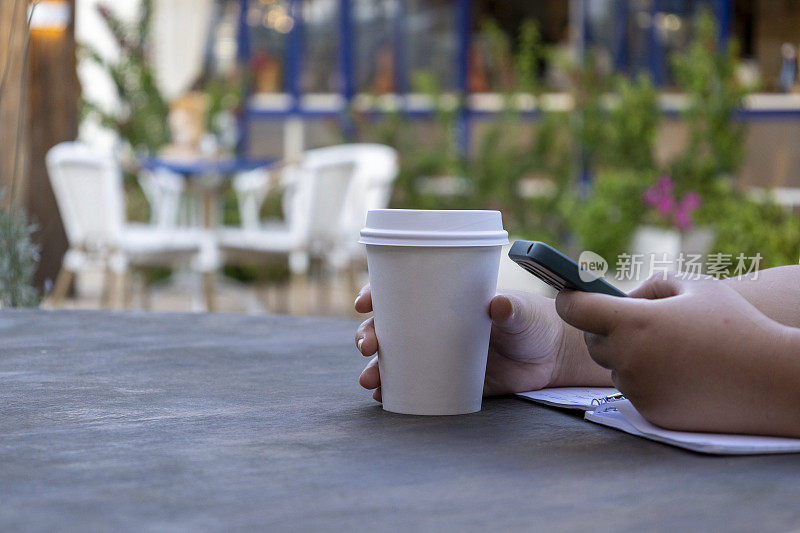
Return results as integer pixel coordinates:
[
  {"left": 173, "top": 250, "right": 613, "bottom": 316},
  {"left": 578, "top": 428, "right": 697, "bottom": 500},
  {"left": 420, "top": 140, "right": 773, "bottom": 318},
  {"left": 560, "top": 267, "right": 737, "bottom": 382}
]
[
  {"left": 516, "top": 388, "right": 800, "bottom": 455},
  {"left": 586, "top": 400, "right": 800, "bottom": 455},
  {"left": 516, "top": 387, "right": 621, "bottom": 411}
]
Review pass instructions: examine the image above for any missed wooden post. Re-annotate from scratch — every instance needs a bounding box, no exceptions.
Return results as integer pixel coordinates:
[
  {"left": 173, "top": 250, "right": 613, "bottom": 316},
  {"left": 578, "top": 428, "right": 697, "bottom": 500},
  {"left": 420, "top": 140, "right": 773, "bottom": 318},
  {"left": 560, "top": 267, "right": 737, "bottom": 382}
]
[
  {"left": 0, "top": 0, "right": 29, "bottom": 204},
  {"left": 25, "top": 0, "right": 79, "bottom": 291}
]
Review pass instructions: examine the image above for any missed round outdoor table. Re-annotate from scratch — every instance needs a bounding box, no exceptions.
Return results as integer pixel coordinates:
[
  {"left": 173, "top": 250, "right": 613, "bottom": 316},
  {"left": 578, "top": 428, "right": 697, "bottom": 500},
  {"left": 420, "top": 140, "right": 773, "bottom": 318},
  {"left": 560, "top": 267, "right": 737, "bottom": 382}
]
[
  {"left": 2, "top": 308, "right": 800, "bottom": 531},
  {"left": 137, "top": 156, "right": 277, "bottom": 312},
  {"left": 139, "top": 156, "right": 276, "bottom": 228},
  {"left": 140, "top": 156, "right": 274, "bottom": 177}
]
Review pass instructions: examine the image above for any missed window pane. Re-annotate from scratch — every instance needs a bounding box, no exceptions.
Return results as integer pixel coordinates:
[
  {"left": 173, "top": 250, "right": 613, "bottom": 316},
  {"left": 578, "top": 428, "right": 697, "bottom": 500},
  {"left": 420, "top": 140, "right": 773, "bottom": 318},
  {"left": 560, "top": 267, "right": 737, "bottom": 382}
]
[
  {"left": 302, "top": 0, "right": 338, "bottom": 93},
  {"left": 625, "top": 0, "right": 652, "bottom": 77},
  {"left": 247, "top": 0, "right": 291, "bottom": 93},
  {"left": 581, "top": 0, "right": 706, "bottom": 86},
  {"left": 406, "top": 0, "right": 456, "bottom": 90},
  {"left": 585, "top": 0, "right": 618, "bottom": 77},
  {"left": 654, "top": 0, "right": 695, "bottom": 85},
  {"left": 207, "top": 0, "right": 242, "bottom": 77},
  {"left": 353, "top": 0, "right": 399, "bottom": 93},
  {"left": 469, "top": 1, "right": 569, "bottom": 91}
]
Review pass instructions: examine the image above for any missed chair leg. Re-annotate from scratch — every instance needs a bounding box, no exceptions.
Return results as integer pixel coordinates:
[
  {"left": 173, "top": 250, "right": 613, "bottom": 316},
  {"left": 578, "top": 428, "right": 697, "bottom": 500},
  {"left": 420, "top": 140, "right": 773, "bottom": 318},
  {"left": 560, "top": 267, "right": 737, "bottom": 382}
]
[
  {"left": 50, "top": 267, "right": 74, "bottom": 308},
  {"left": 272, "top": 282, "right": 289, "bottom": 315},
  {"left": 289, "top": 272, "right": 309, "bottom": 316},
  {"left": 125, "top": 269, "right": 138, "bottom": 309},
  {"left": 345, "top": 261, "right": 363, "bottom": 318},
  {"left": 141, "top": 272, "right": 152, "bottom": 311},
  {"left": 318, "top": 271, "right": 331, "bottom": 316},
  {"left": 99, "top": 264, "right": 111, "bottom": 308},
  {"left": 346, "top": 261, "right": 361, "bottom": 297},
  {"left": 288, "top": 251, "right": 310, "bottom": 316},
  {"left": 202, "top": 272, "right": 216, "bottom": 312},
  {"left": 108, "top": 270, "right": 128, "bottom": 310}
]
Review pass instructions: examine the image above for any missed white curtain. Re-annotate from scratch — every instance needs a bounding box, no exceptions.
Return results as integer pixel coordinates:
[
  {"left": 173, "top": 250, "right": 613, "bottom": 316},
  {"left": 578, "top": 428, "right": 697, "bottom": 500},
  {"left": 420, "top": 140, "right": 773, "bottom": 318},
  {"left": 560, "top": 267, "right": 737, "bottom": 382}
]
[
  {"left": 76, "top": 0, "right": 215, "bottom": 149},
  {"left": 152, "top": 0, "right": 215, "bottom": 100}
]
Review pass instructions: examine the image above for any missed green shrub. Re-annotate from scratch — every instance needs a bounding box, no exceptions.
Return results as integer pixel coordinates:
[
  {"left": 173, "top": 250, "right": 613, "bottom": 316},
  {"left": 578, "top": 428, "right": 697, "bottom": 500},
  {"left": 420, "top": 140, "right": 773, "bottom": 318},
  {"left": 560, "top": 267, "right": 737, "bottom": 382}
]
[
  {"left": 670, "top": 10, "right": 747, "bottom": 196},
  {"left": 698, "top": 183, "right": 800, "bottom": 268},
  {"left": 567, "top": 169, "right": 650, "bottom": 261},
  {"left": 0, "top": 200, "right": 40, "bottom": 308}
]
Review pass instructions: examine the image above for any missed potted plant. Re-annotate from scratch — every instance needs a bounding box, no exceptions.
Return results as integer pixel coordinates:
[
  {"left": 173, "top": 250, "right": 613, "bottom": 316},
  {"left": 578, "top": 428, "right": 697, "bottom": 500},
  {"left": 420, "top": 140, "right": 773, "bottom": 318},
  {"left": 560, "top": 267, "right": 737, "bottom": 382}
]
[{"left": 632, "top": 175, "right": 711, "bottom": 264}]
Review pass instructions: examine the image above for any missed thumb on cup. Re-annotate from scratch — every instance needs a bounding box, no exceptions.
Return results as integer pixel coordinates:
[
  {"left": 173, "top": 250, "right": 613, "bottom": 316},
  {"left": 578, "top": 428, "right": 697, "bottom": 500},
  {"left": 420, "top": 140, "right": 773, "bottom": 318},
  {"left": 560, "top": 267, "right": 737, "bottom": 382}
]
[{"left": 489, "top": 293, "right": 532, "bottom": 334}]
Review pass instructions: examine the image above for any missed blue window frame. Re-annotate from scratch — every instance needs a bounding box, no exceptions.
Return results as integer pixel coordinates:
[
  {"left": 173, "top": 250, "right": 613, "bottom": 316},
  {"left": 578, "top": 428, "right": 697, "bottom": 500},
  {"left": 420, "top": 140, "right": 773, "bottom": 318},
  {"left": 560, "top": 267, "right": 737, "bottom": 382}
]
[{"left": 236, "top": 0, "right": 779, "bottom": 159}]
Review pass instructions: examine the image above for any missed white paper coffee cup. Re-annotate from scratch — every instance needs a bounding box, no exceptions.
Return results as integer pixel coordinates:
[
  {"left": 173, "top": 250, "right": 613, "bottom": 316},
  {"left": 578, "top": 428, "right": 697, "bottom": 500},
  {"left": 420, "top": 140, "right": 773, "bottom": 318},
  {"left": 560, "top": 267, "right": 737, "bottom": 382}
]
[{"left": 359, "top": 210, "right": 508, "bottom": 415}]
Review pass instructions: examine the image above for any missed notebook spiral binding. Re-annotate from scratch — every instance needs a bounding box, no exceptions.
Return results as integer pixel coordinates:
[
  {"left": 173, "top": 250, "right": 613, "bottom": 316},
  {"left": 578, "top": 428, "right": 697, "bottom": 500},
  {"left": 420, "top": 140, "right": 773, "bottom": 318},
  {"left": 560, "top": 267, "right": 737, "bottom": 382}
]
[{"left": 590, "top": 393, "right": 626, "bottom": 406}]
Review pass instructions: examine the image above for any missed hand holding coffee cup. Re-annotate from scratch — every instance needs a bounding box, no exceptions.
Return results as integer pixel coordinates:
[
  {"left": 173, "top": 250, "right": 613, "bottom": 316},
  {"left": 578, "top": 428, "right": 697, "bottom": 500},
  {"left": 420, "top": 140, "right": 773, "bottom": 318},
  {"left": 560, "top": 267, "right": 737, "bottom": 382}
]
[{"left": 358, "top": 210, "right": 507, "bottom": 415}]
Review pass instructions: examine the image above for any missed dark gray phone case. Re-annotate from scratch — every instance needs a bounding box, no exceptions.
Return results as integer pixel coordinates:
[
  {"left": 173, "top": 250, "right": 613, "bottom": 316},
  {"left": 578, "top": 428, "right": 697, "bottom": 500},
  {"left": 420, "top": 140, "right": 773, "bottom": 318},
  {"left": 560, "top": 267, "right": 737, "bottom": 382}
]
[{"left": 508, "top": 240, "right": 627, "bottom": 297}]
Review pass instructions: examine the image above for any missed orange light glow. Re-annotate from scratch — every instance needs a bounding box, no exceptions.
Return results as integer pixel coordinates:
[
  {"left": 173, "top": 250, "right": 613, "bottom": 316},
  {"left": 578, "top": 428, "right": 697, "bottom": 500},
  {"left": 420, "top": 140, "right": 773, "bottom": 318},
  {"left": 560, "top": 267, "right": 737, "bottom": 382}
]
[{"left": 28, "top": 1, "right": 71, "bottom": 33}]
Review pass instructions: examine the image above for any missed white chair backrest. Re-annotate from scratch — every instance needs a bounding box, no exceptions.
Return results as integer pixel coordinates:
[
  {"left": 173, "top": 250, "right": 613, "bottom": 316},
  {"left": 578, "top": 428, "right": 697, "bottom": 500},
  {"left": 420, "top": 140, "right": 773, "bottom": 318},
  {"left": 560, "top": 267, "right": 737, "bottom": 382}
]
[
  {"left": 46, "top": 142, "right": 125, "bottom": 250},
  {"left": 138, "top": 168, "right": 185, "bottom": 229},
  {"left": 299, "top": 144, "right": 398, "bottom": 242},
  {"left": 282, "top": 159, "right": 356, "bottom": 251},
  {"left": 231, "top": 144, "right": 398, "bottom": 256}
]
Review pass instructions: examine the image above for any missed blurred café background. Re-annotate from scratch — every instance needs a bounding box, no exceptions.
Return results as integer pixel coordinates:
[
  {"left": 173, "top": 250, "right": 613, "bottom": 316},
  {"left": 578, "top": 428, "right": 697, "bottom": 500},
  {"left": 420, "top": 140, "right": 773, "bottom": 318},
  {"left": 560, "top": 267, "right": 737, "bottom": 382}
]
[{"left": 1, "top": 0, "right": 800, "bottom": 317}]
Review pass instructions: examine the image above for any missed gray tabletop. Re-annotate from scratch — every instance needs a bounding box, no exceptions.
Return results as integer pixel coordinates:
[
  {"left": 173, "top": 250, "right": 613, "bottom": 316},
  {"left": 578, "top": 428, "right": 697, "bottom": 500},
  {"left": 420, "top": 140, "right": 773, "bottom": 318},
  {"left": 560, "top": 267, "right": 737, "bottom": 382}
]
[{"left": 1, "top": 309, "right": 799, "bottom": 532}]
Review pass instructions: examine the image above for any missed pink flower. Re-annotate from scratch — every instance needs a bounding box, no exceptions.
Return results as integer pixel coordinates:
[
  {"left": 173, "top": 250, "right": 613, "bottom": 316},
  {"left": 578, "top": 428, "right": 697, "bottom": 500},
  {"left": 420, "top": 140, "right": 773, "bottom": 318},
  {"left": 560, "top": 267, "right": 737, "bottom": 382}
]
[
  {"left": 642, "top": 175, "right": 702, "bottom": 232},
  {"left": 682, "top": 191, "right": 702, "bottom": 211},
  {"left": 656, "top": 195, "right": 675, "bottom": 216},
  {"left": 643, "top": 176, "right": 676, "bottom": 211},
  {"left": 672, "top": 192, "right": 702, "bottom": 232},
  {"left": 642, "top": 188, "right": 660, "bottom": 207},
  {"left": 656, "top": 176, "right": 674, "bottom": 195},
  {"left": 673, "top": 205, "right": 692, "bottom": 232}
]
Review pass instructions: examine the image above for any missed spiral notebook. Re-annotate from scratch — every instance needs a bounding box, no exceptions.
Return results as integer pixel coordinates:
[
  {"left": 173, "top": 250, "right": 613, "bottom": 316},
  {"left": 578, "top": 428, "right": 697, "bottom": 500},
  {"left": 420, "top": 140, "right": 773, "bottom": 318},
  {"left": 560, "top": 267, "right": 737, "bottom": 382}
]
[{"left": 516, "top": 387, "right": 800, "bottom": 455}]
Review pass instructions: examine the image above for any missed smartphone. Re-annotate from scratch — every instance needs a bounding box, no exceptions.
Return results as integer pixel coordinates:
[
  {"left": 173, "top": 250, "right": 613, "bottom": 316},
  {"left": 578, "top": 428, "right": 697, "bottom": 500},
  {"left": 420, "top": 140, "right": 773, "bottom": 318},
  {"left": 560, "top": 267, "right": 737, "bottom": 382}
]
[{"left": 508, "top": 240, "right": 627, "bottom": 297}]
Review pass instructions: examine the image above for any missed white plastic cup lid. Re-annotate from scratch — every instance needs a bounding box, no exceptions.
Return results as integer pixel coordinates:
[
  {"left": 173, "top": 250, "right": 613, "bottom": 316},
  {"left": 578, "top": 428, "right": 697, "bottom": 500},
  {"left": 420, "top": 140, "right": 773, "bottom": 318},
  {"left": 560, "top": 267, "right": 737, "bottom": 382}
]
[{"left": 359, "top": 209, "right": 508, "bottom": 247}]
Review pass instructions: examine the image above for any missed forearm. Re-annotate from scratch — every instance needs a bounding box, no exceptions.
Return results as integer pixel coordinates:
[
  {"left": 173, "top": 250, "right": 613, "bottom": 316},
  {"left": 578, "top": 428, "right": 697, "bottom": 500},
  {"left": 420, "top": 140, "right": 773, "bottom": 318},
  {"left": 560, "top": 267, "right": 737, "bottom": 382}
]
[
  {"left": 724, "top": 265, "right": 800, "bottom": 328},
  {"left": 749, "top": 325, "right": 800, "bottom": 438}
]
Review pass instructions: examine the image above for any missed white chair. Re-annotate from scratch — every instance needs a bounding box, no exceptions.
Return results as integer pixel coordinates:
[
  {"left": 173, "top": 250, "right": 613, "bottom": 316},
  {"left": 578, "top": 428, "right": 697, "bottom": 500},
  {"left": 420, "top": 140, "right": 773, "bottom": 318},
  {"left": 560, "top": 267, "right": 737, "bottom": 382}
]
[
  {"left": 137, "top": 167, "right": 185, "bottom": 228},
  {"left": 219, "top": 144, "right": 398, "bottom": 280},
  {"left": 232, "top": 166, "right": 275, "bottom": 232},
  {"left": 331, "top": 144, "right": 399, "bottom": 266},
  {"left": 46, "top": 142, "right": 220, "bottom": 310}
]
